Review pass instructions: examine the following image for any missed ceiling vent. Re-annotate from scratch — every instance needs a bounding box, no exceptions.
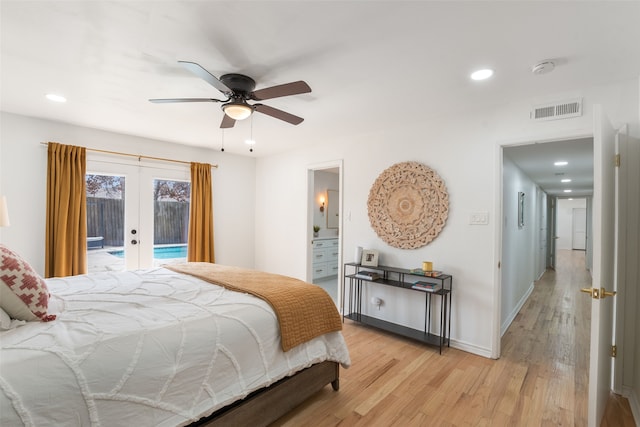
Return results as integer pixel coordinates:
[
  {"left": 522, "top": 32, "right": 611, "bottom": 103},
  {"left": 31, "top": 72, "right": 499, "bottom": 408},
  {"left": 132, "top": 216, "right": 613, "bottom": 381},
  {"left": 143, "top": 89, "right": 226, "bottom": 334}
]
[{"left": 531, "top": 98, "right": 582, "bottom": 121}]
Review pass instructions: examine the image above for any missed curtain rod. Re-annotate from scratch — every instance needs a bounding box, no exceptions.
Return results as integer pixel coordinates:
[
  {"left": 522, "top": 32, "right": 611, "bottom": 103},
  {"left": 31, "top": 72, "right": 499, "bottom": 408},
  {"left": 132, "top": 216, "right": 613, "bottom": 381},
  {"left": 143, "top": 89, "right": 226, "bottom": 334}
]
[{"left": 40, "top": 142, "right": 218, "bottom": 169}]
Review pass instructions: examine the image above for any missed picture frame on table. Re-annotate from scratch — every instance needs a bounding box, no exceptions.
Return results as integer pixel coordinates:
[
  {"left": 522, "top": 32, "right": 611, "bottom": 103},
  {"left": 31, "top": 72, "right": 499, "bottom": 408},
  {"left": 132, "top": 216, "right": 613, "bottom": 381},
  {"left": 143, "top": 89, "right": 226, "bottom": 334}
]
[{"left": 361, "top": 249, "right": 379, "bottom": 267}]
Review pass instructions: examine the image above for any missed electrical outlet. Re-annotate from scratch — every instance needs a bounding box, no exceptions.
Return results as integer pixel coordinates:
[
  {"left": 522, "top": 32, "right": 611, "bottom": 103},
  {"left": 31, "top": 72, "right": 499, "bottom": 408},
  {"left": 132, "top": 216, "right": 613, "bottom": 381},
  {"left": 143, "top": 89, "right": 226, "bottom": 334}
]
[{"left": 470, "top": 212, "right": 489, "bottom": 225}]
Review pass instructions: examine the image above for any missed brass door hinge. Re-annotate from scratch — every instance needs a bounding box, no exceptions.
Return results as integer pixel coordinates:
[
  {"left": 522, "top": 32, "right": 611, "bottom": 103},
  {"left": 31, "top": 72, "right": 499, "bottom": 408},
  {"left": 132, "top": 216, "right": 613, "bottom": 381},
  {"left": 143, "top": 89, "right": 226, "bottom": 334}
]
[
  {"left": 611, "top": 345, "right": 617, "bottom": 358},
  {"left": 615, "top": 154, "right": 621, "bottom": 167}
]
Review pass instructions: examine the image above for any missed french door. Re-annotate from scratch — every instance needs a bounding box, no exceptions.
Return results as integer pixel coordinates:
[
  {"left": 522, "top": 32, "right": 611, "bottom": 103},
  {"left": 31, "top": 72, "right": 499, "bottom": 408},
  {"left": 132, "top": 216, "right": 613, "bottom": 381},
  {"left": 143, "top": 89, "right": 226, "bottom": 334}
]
[{"left": 86, "top": 157, "right": 190, "bottom": 272}]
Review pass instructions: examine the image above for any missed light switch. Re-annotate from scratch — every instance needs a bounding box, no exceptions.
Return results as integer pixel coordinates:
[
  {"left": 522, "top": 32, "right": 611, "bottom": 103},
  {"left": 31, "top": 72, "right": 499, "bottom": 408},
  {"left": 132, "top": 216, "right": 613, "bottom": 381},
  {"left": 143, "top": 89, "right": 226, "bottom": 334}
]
[{"left": 470, "top": 211, "right": 489, "bottom": 225}]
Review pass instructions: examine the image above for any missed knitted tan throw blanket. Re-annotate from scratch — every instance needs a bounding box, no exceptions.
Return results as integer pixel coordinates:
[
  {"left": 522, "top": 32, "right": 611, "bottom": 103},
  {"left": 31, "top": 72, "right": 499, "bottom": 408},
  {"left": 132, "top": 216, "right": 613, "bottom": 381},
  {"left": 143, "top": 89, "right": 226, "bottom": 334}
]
[{"left": 165, "top": 263, "right": 342, "bottom": 352}]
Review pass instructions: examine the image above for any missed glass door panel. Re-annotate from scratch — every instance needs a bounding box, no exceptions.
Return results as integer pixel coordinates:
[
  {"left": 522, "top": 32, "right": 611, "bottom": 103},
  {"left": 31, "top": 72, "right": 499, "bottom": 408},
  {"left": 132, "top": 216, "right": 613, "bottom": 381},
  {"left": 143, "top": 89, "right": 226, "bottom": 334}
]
[
  {"left": 139, "top": 167, "right": 190, "bottom": 268},
  {"left": 86, "top": 173, "right": 126, "bottom": 272},
  {"left": 152, "top": 179, "right": 190, "bottom": 266},
  {"left": 86, "top": 161, "right": 140, "bottom": 273}
]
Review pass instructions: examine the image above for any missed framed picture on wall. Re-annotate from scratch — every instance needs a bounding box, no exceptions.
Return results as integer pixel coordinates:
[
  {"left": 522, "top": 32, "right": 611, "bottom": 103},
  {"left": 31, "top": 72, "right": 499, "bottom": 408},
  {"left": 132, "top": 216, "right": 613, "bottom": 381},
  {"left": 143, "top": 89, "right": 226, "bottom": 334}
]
[
  {"left": 518, "top": 191, "right": 525, "bottom": 229},
  {"left": 361, "top": 249, "right": 379, "bottom": 267}
]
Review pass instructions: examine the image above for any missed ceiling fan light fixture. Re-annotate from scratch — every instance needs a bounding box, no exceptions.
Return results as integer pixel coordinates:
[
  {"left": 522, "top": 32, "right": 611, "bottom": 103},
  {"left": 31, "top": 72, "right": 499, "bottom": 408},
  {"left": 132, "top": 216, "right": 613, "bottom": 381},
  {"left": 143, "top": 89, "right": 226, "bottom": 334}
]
[{"left": 222, "top": 102, "right": 253, "bottom": 120}]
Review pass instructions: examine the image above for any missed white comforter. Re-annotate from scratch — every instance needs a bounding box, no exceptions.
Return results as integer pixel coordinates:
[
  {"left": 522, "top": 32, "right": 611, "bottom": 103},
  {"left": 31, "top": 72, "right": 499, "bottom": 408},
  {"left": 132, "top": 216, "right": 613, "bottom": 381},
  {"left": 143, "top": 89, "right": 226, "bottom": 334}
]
[{"left": 0, "top": 268, "right": 350, "bottom": 427}]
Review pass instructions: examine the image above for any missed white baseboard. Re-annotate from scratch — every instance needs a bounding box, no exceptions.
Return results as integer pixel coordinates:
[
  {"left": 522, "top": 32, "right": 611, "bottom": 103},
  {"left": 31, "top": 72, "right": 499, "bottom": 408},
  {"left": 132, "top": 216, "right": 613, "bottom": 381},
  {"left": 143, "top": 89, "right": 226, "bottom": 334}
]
[
  {"left": 450, "top": 339, "right": 494, "bottom": 359},
  {"left": 622, "top": 386, "right": 640, "bottom": 426},
  {"left": 500, "top": 282, "right": 535, "bottom": 336}
]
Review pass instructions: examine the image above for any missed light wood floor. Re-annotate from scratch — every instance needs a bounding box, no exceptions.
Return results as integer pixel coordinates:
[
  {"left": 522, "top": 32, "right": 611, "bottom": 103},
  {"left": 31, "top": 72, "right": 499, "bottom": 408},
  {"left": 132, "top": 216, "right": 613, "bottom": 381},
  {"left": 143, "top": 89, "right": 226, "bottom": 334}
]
[{"left": 273, "top": 250, "right": 635, "bottom": 426}]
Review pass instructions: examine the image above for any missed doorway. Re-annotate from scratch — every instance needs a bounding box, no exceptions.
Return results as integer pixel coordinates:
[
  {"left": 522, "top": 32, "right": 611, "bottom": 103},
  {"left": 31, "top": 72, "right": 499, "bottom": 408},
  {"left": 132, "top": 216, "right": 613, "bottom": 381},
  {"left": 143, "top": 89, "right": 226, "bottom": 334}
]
[
  {"left": 572, "top": 207, "right": 587, "bottom": 250},
  {"left": 500, "top": 137, "right": 594, "bottom": 342},
  {"left": 86, "top": 156, "right": 191, "bottom": 272},
  {"left": 307, "top": 161, "right": 343, "bottom": 306}
]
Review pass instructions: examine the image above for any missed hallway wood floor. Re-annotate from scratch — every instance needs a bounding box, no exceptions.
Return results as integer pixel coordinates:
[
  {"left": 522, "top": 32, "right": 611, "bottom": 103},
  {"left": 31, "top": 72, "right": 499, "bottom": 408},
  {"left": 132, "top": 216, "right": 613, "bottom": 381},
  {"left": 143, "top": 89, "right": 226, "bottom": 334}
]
[{"left": 273, "top": 250, "right": 635, "bottom": 426}]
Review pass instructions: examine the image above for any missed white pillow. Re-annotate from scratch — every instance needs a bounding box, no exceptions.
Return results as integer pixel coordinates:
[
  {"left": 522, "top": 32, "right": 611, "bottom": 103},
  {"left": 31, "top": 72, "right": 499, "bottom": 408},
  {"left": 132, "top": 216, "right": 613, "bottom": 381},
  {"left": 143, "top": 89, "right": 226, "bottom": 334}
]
[
  {"left": 0, "top": 306, "right": 27, "bottom": 330},
  {"left": 0, "top": 244, "right": 56, "bottom": 322}
]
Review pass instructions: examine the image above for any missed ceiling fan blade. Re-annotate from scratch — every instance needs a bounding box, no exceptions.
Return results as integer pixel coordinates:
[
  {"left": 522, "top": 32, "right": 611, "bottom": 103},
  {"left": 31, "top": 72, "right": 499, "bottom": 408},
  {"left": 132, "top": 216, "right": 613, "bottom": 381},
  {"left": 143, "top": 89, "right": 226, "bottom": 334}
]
[
  {"left": 254, "top": 104, "right": 304, "bottom": 125},
  {"left": 149, "top": 98, "right": 225, "bottom": 103},
  {"left": 250, "top": 81, "right": 311, "bottom": 101},
  {"left": 178, "top": 61, "right": 233, "bottom": 95},
  {"left": 220, "top": 114, "right": 236, "bottom": 129}
]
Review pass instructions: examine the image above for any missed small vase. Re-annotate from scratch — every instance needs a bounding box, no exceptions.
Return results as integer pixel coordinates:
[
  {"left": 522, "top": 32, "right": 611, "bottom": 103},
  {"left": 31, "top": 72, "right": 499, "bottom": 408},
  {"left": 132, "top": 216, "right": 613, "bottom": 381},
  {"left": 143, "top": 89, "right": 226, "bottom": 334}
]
[{"left": 313, "top": 232, "right": 319, "bottom": 237}]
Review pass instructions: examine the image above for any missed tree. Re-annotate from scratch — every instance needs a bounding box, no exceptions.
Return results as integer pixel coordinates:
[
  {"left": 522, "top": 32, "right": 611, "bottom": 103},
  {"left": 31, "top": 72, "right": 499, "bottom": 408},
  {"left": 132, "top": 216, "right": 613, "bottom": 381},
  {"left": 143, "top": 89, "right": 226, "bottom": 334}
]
[
  {"left": 153, "top": 180, "right": 190, "bottom": 202},
  {"left": 86, "top": 175, "right": 124, "bottom": 198}
]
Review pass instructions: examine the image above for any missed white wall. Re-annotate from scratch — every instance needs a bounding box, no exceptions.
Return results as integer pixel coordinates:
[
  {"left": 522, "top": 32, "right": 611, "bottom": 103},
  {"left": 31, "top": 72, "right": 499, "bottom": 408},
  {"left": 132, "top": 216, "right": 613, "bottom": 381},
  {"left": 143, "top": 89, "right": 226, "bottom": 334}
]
[
  {"left": 0, "top": 112, "right": 256, "bottom": 274},
  {"left": 500, "top": 155, "right": 545, "bottom": 335},
  {"left": 556, "top": 198, "right": 588, "bottom": 250},
  {"left": 254, "top": 78, "right": 640, "bottom": 358}
]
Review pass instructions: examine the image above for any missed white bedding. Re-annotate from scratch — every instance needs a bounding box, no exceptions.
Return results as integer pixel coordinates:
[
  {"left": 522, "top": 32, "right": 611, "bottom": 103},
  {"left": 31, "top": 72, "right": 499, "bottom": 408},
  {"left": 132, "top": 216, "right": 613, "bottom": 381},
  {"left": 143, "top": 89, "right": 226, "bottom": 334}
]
[{"left": 0, "top": 267, "right": 351, "bottom": 427}]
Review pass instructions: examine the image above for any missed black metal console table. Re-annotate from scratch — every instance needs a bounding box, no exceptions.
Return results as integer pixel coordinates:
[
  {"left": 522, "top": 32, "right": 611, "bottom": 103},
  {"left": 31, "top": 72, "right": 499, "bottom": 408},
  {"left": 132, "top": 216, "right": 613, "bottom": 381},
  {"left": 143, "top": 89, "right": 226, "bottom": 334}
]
[{"left": 342, "top": 262, "right": 452, "bottom": 354}]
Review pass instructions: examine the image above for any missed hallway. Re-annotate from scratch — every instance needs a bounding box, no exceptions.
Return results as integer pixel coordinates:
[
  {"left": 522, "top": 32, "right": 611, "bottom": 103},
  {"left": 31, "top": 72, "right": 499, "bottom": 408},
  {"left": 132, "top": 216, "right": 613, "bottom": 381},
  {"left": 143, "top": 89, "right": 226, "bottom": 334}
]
[{"left": 500, "top": 249, "right": 592, "bottom": 424}]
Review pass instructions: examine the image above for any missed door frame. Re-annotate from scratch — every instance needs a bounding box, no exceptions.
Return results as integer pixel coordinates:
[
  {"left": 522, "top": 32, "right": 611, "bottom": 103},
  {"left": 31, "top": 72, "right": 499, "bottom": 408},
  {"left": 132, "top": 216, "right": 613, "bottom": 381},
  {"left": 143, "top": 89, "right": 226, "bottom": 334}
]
[
  {"left": 306, "top": 160, "right": 343, "bottom": 308},
  {"left": 493, "top": 129, "right": 592, "bottom": 356},
  {"left": 87, "top": 154, "right": 190, "bottom": 270}
]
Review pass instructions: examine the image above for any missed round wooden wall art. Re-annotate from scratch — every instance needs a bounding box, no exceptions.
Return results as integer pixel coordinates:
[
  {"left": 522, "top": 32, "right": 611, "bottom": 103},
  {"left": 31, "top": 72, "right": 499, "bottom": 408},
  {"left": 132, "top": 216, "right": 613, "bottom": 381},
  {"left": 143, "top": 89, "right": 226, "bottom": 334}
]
[{"left": 367, "top": 161, "right": 449, "bottom": 249}]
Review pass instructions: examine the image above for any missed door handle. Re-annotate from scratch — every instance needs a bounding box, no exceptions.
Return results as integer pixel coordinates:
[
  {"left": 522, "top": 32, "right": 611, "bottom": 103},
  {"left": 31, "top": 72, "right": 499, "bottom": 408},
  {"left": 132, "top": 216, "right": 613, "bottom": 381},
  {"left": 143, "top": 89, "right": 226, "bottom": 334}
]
[
  {"left": 580, "top": 287, "right": 616, "bottom": 299},
  {"left": 131, "top": 239, "right": 138, "bottom": 245}
]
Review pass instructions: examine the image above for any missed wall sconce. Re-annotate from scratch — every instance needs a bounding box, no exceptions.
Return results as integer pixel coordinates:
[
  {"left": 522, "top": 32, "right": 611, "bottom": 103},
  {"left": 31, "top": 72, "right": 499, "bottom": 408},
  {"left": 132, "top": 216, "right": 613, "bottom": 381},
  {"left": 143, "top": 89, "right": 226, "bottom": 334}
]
[
  {"left": 319, "top": 195, "right": 325, "bottom": 213},
  {"left": 0, "top": 196, "right": 10, "bottom": 227}
]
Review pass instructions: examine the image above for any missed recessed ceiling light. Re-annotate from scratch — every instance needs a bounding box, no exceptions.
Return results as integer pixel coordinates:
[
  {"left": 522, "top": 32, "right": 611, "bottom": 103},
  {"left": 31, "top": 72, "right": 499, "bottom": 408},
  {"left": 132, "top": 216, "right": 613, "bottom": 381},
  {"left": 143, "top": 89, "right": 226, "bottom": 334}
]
[
  {"left": 46, "top": 93, "right": 67, "bottom": 103},
  {"left": 564, "top": 189, "right": 572, "bottom": 193},
  {"left": 245, "top": 139, "right": 256, "bottom": 146},
  {"left": 554, "top": 161, "right": 568, "bottom": 166},
  {"left": 470, "top": 69, "right": 494, "bottom": 81},
  {"left": 561, "top": 179, "right": 572, "bottom": 183}
]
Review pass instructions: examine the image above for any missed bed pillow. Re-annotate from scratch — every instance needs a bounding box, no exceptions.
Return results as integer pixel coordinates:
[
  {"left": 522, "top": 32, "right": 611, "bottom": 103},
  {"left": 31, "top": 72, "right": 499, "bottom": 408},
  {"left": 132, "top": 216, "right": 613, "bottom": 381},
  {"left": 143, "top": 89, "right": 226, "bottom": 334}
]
[
  {"left": 0, "top": 306, "right": 27, "bottom": 330},
  {"left": 0, "top": 244, "right": 56, "bottom": 322}
]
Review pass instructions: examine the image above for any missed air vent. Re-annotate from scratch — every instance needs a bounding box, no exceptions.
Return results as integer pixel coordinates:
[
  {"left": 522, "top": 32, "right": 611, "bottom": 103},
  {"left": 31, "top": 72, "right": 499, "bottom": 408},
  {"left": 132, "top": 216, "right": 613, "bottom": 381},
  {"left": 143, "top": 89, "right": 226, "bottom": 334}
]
[{"left": 531, "top": 98, "right": 582, "bottom": 121}]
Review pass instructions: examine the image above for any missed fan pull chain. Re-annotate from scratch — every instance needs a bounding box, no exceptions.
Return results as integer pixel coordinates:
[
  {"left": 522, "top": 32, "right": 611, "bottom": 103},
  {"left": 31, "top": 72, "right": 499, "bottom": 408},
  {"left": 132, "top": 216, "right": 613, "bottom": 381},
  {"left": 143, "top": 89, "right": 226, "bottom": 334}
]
[{"left": 249, "top": 115, "right": 255, "bottom": 153}]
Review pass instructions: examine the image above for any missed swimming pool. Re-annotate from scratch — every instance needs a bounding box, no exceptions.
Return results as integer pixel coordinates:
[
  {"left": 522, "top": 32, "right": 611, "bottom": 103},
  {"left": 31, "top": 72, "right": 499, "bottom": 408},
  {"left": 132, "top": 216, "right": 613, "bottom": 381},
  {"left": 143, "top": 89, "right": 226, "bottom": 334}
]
[{"left": 108, "top": 245, "right": 187, "bottom": 259}]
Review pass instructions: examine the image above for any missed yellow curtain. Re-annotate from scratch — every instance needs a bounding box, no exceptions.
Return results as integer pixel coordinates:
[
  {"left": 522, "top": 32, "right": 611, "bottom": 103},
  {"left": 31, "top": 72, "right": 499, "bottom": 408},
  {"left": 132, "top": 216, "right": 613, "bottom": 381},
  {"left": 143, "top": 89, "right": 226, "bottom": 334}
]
[
  {"left": 45, "top": 142, "right": 87, "bottom": 277},
  {"left": 188, "top": 162, "right": 215, "bottom": 263}
]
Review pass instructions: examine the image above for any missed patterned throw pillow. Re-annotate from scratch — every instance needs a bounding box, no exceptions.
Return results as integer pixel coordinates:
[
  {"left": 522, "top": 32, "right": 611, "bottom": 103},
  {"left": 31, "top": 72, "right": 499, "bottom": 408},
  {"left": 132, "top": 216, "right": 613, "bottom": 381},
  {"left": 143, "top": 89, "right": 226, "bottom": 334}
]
[{"left": 0, "top": 245, "right": 56, "bottom": 322}]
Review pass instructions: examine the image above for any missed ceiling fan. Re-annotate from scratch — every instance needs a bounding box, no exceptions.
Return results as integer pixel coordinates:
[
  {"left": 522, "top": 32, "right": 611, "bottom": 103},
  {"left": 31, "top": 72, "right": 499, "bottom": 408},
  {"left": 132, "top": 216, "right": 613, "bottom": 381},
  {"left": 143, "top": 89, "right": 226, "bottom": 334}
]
[{"left": 149, "top": 61, "right": 311, "bottom": 128}]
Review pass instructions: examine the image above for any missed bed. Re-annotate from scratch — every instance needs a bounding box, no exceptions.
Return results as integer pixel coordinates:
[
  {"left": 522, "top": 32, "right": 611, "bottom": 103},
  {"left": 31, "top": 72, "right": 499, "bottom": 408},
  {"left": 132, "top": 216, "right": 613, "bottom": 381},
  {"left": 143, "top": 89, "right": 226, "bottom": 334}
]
[{"left": 0, "top": 252, "right": 350, "bottom": 427}]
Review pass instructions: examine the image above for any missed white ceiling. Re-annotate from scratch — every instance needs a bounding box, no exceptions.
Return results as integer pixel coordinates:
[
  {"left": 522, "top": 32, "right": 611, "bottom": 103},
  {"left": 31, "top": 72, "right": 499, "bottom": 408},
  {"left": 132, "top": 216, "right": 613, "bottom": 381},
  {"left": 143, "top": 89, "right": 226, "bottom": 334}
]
[
  {"left": 2, "top": 1, "right": 640, "bottom": 195},
  {"left": 504, "top": 137, "right": 594, "bottom": 198}
]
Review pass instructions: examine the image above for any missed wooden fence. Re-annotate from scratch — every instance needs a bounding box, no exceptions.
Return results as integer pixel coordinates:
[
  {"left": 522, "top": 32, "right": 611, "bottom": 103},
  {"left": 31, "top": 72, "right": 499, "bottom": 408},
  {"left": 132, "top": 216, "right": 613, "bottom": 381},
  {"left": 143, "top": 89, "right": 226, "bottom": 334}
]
[{"left": 87, "top": 198, "right": 189, "bottom": 246}]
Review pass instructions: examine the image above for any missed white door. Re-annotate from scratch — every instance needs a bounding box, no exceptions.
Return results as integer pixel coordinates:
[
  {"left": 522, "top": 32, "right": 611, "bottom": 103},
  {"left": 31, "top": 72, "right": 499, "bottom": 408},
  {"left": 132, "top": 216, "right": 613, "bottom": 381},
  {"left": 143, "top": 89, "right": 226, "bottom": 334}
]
[
  {"left": 572, "top": 208, "right": 587, "bottom": 250},
  {"left": 549, "top": 198, "right": 557, "bottom": 269},
  {"left": 587, "top": 105, "right": 617, "bottom": 426},
  {"left": 538, "top": 193, "right": 547, "bottom": 273},
  {"left": 86, "top": 161, "right": 140, "bottom": 271},
  {"left": 612, "top": 128, "right": 640, "bottom": 393},
  {"left": 140, "top": 166, "right": 191, "bottom": 268},
  {"left": 86, "top": 157, "right": 190, "bottom": 272}
]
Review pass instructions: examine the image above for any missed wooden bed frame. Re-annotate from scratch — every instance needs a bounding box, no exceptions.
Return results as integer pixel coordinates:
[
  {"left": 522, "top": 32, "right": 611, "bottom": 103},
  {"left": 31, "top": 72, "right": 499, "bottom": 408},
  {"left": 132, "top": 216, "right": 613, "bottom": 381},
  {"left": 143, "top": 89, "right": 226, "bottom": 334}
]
[{"left": 194, "top": 361, "right": 340, "bottom": 427}]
